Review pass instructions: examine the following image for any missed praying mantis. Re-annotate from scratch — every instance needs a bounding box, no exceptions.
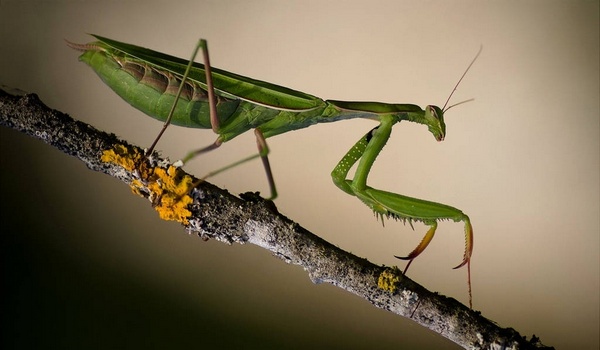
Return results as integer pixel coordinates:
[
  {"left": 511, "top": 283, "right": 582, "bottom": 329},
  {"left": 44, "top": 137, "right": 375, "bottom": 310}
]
[{"left": 68, "top": 35, "right": 478, "bottom": 307}]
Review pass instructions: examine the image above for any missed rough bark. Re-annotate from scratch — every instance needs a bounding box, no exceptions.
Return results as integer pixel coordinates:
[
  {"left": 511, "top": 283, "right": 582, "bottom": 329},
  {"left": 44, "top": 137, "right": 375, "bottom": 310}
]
[{"left": 0, "top": 88, "right": 554, "bottom": 350}]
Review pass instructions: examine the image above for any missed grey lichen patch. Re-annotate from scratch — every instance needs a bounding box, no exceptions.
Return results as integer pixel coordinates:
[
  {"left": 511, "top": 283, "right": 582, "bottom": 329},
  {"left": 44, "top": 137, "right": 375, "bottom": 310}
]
[
  {"left": 401, "top": 289, "right": 418, "bottom": 305},
  {"left": 245, "top": 219, "right": 277, "bottom": 249}
]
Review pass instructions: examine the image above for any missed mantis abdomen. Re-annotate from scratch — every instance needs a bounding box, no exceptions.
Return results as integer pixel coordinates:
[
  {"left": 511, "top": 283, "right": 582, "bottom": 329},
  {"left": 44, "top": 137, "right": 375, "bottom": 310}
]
[
  {"left": 78, "top": 47, "right": 350, "bottom": 141},
  {"left": 80, "top": 49, "right": 240, "bottom": 129}
]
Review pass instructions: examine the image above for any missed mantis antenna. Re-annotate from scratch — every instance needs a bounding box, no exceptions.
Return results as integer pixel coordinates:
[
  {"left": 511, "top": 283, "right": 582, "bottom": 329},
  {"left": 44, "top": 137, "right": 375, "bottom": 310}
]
[{"left": 442, "top": 46, "right": 482, "bottom": 112}]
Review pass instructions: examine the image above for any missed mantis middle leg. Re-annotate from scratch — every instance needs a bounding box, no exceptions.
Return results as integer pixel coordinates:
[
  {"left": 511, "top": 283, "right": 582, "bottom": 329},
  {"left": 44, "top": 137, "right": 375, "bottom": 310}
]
[{"left": 150, "top": 39, "right": 278, "bottom": 199}]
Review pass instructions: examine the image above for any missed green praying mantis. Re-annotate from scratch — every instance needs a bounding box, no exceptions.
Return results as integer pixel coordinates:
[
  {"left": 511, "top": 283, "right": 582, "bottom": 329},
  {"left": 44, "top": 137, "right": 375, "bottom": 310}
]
[{"left": 68, "top": 35, "right": 478, "bottom": 307}]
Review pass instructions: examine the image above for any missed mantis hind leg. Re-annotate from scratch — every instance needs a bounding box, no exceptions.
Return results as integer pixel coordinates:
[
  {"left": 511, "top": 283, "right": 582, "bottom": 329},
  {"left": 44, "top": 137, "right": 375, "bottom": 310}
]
[
  {"left": 185, "top": 129, "right": 278, "bottom": 200},
  {"left": 146, "top": 39, "right": 208, "bottom": 156},
  {"left": 172, "top": 40, "right": 278, "bottom": 199}
]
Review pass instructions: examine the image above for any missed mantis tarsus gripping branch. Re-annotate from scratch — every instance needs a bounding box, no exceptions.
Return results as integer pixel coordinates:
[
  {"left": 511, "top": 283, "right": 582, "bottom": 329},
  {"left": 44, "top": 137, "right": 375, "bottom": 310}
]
[{"left": 67, "top": 35, "right": 480, "bottom": 307}]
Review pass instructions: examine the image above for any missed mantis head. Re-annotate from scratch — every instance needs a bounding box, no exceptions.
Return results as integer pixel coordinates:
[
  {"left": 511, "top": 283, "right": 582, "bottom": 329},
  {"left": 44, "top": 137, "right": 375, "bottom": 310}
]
[
  {"left": 424, "top": 105, "right": 446, "bottom": 141},
  {"left": 428, "top": 46, "right": 481, "bottom": 143}
]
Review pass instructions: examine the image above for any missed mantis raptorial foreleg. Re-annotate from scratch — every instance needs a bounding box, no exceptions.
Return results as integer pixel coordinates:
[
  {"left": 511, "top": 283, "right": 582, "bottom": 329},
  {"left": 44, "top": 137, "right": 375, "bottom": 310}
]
[
  {"left": 331, "top": 114, "right": 473, "bottom": 306},
  {"left": 155, "top": 39, "right": 278, "bottom": 199}
]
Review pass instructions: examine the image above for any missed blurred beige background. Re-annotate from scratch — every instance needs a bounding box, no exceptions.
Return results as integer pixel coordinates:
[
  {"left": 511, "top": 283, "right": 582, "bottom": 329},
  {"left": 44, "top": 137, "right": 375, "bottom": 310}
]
[{"left": 1, "top": 1, "right": 598, "bottom": 349}]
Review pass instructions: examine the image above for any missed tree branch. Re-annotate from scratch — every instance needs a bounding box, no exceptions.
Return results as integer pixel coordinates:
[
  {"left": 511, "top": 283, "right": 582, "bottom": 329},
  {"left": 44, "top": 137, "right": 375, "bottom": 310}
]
[{"left": 0, "top": 88, "right": 554, "bottom": 350}]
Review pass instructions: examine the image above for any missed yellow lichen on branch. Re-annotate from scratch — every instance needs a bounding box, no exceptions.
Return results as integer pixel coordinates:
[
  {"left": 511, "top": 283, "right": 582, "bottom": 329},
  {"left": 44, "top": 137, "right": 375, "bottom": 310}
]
[
  {"left": 101, "top": 145, "right": 194, "bottom": 225},
  {"left": 101, "top": 144, "right": 144, "bottom": 172},
  {"left": 148, "top": 166, "right": 194, "bottom": 224},
  {"left": 377, "top": 267, "right": 402, "bottom": 293}
]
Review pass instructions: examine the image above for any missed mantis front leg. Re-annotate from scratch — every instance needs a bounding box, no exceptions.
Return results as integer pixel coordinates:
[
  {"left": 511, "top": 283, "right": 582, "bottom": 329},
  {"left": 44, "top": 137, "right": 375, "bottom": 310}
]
[{"left": 331, "top": 115, "right": 474, "bottom": 307}]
